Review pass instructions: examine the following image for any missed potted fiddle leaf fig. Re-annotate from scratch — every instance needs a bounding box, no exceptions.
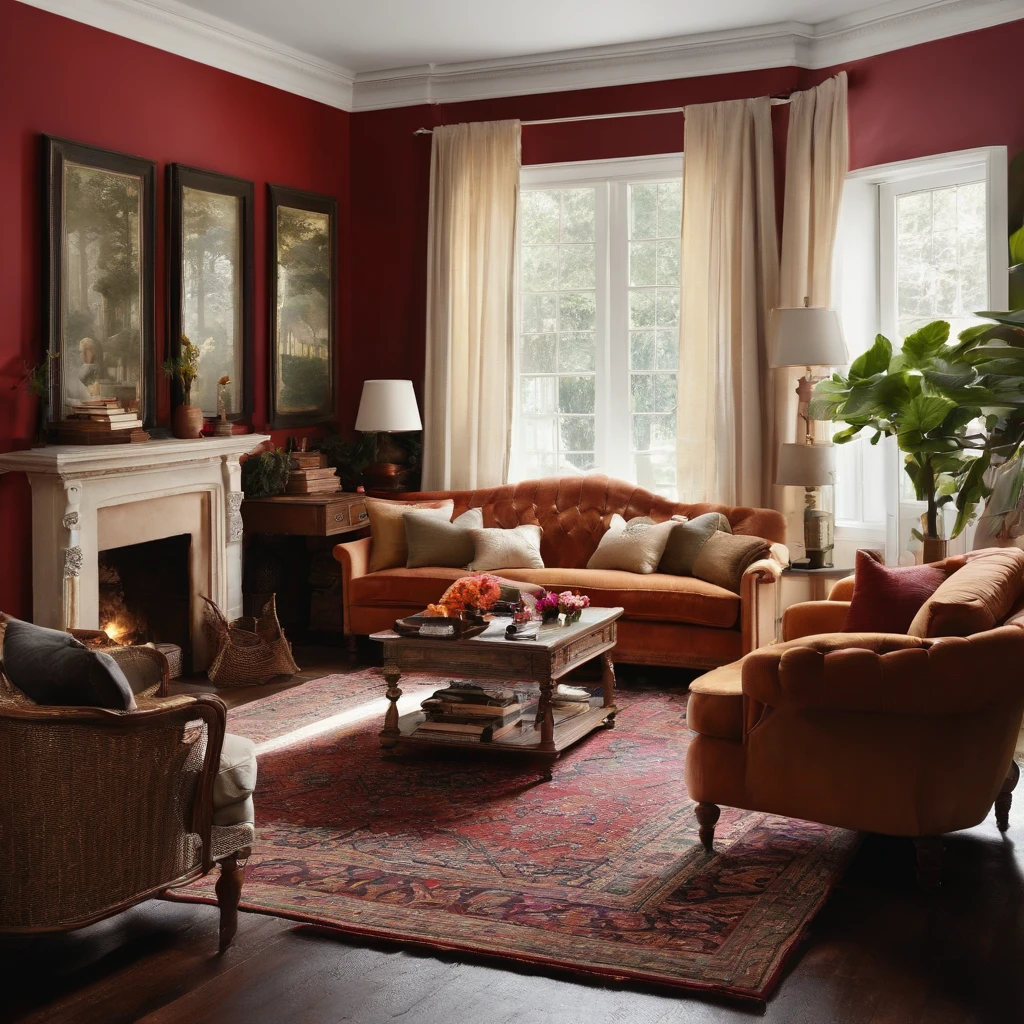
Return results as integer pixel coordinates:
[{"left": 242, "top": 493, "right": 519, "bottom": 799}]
[
  {"left": 163, "top": 335, "right": 203, "bottom": 439},
  {"left": 810, "top": 314, "right": 1024, "bottom": 562}
]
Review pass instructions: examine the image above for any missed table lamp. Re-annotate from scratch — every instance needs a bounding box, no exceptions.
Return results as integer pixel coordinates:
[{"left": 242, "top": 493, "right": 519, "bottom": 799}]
[
  {"left": 777, "top": 441, "right": 836, "bottom": 568},
  {"left": 769, "top": 299, "right": 847, "bottom": 443},
  {"left": 354, "top": 379, "right": 423, "bottom": 492}
]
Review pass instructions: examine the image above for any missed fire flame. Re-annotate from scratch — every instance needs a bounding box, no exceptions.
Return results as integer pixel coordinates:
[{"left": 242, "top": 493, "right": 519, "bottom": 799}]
[{"left": 102, "top": 620, "right": 129, "bottom": 644}]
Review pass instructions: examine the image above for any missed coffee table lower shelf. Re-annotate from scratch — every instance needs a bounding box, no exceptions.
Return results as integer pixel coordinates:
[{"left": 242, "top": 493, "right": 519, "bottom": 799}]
[{"left": 395, "top": 700, "right": 615, "bottom": 759}]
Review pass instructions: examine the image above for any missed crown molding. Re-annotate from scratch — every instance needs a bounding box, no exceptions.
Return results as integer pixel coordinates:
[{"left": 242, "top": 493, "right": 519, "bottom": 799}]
[
  {"left": 351, "top": 0, "right": 1024, "bottom": 111},
  {"left": 15, "top": 0, "right": 355, "bottom": 110},
  {"left": 16, "top": 0, "right": 1023, "bottom": 115}
]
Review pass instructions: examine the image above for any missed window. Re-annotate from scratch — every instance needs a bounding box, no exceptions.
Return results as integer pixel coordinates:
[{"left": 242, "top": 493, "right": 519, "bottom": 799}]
[
  {"left": 831, "top": 148, "right": 1007, "bottom": 563},
  {"left": 511, "top": 156, "right": 683, "bottom": 499}
]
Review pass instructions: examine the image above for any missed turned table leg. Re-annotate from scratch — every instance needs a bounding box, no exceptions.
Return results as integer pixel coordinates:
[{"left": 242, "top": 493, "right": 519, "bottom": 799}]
[
  {"left": 996, "top": 760, "right": 1020, "bottom": 832},
  {"left": 601, "top": 651, "right": 618, "bottom": 729},
  {"left": 537, "top": 676, "right": 556, "bottom": 754},
  {"left": 379, "top": 663, "right": 403, "bottom": 749}
]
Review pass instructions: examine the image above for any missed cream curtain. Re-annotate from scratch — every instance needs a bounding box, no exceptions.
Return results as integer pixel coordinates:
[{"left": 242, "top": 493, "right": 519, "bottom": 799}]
[
  {"left": 776, "top": 72, "right": 849, "bottom": 540},
  {"left": 422, "top": 120, "right": 521, "bottom": 491},
  {"left": 677, "top": 97, "right": 779, "bottom": 506}
]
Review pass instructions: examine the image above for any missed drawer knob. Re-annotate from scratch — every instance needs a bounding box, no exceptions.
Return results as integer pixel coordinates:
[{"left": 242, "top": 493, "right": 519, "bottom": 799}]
[{"left": 334, "top": 513, "right": 346, "bottom": 522}]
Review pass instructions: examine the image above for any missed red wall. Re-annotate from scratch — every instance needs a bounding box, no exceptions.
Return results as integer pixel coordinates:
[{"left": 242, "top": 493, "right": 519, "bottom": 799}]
[
  {"left": 349, "top": 18, "right": 1024, "bottom": 434},
  {"left": 0, "top": 0, "right": 350, "bottom": 619}
]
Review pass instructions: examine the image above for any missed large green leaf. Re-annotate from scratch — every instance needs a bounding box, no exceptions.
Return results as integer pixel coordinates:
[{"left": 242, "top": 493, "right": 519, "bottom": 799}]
[
  {"left": 975, "top": 309, "right": 1024, "bottom": 327},
  {"left": 848, "top": 334, "right": 892, "bottom": 381},
  {"left": 921, "top": 359, "right": 978, "bottom": 390},
  {"left": 901, "top": 321, "right": 950, "bottom": 368},
  {"left": 807, "top": 378, "right": 849, "bottom": 421},
  {"left": 900, "top": 394, "right": 956, "bottom": 436}
]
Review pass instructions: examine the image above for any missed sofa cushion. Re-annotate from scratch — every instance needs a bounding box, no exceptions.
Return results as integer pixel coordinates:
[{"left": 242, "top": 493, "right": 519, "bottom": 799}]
[
  {"left": 909, "top": 547, "right": 1024, "bottom": 638},
  {"left": 496, "top": 568, "right": 740, "bottom": 628},
  {"left": 1, "top": 617, "right": 136, "bottom": 711},
  {"left": 405, "top": 507, "right": 482, "bottom": 569},
  {"left": 692, "top": 531, "right": 770, "bottom": 593},
  {"left": 468, "top": 524, "right": 545, "bottom": 571},
  {"left": 212, "top": 732, "right": 257, "bottom": 827},
  {"left": 687, "top": 662, "right": 743, "bottom": 740},
  {"left": 350, "top": 566, "right": 740, "bottom": 628},
  {"left": 586, "top": 515, "right": 675, "bottom": 573},
  {"left": 659, "top": 512, "right": 732, "bottom": 576},
  {"left": 844, "top": 549, "right": 957, "bottom": 634},
  {"left": 366, "top": 498, "right": 453, "bottom": 573}
]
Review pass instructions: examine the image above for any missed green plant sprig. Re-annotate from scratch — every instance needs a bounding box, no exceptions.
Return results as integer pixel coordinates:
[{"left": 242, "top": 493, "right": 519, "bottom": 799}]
[{"left": 162, "top": 334, "right": 201, "bottom": 405}]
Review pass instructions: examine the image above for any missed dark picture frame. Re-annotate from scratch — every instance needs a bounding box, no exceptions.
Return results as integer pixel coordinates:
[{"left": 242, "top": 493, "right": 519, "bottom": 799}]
[
  {"left": 43, "top": 136, "right": 156, "bottom": 429},
  {"left": 268, "top": 184, "right": 337, "bottom": 428},
  {"left": 168, "top": 165, "right": 255, "bottom": 423}
]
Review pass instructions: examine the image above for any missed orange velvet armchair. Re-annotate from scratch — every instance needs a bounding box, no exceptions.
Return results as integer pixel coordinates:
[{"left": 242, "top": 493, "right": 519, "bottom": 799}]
[{"left": 684, "top": 556, "right": 1024, "bottom": 886}]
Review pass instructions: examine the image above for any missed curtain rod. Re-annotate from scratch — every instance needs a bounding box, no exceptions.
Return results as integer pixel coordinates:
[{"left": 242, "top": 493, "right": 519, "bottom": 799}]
[{"left": 412, "top": 96, "right": 791, "bottom": 135}]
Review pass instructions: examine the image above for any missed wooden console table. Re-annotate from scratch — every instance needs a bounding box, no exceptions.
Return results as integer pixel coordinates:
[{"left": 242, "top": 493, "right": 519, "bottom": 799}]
[{"left": 240, "top": 492, "right": 368, "bottom": 637}]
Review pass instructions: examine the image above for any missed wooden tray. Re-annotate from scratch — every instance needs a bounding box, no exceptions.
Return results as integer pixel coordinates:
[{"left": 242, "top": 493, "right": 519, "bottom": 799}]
[{"left": 393, "top": 614, "right": 488, "bottom": 640}]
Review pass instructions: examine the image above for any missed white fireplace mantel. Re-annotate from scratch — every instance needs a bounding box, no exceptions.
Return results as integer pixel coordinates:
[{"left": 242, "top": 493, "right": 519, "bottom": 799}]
[{"left": 0, "top": 435, "right": 270, "bottom": 668}]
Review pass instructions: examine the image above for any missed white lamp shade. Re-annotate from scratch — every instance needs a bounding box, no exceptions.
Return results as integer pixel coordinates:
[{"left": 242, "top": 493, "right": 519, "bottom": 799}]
[
  {"left": 769, "top": 306, "right": 848, "bottom": 367},
  {"left": 354, "top": 379, "right": 422, "bottom": 432},
  {"left": 776, "top": 442, "right": 836, "bottom": 486}
]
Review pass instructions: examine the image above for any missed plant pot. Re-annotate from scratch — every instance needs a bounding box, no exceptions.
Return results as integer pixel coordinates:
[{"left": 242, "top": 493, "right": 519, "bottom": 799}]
[
  {"left": 921, "top": 536, "right": 948, "bottom": 564},
  {"left": 172, "top": 404, "right": 205, "bottom": 439}
]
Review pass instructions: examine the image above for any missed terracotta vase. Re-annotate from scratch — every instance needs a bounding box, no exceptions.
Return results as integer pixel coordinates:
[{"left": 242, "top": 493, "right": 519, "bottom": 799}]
[
  {"left": 172, "top": 404, "right": 205, "bottom": 439},
  {"left": 921, "top": 536, "right": 948, "bottom": 564}
]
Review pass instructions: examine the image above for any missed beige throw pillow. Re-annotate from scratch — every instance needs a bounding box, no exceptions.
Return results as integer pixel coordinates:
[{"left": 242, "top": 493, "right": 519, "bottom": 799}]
[
  {"left": 586, "top": 515, "right": 675, "bottom": 574},
  {"left": 366, "top": 498, "right": 453, "bottom": 573},
  {"left": 404, "top": 507, "right": 484, "bottom": 569},
  {"left": 691, "top": 531, "right": 770, "bottom": 593},
  {"left": 658, "top": 512, "right": 732, "bottom": 576},
  {"left": 467, "top": 525, "right": 545, "bottom": 571}
]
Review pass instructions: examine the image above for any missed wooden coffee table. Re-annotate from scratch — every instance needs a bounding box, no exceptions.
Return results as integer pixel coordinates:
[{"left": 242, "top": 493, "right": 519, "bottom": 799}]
[{"left": 371, "top": 606, "right": 623, "bottom": 778}]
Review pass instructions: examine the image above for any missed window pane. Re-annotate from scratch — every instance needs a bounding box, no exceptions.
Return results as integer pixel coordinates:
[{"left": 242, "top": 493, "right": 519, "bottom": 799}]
[
  {"left": 655, "top": 289, "right": 679, "bottom": 328},
  {"left": 560, "top": 245, "right": 595, "bottom": 289},
  {"left": 630, "top": 184, "right": 658, "bottom": 239},
  {"left": 655, "top": 330, "right": 678, "bottom": 370},
  {"left": 559, "top": 416, "right": 595, "bottom": 452},
  {"left": 558, "top": 375, "right": 595, "bottom": 414},
  {"left": 657, "top": 181, "right": 682, "bottom": 237},
  {"left": 521, "top": 376, "right": 556, "bottom": 414},
  {"left": 520, "top": 191, "right": 559, "bottom": 244},
  {"left": 654, "top": 374, "right": 677, "bottom": 413},
  {"left": 629, "top": 290, "right": 656, "bottom": 329},
  {"left": 559, "top": 332, "right": 595, "bottom": 372},
  {"left": 561, "top": 189, "right": 595, "bottom": 243},
  {"left": 629, "top": 241, "right": 657, "bottom": 286},
  {"left": 558, "top": 291, "right": 596, "bottom": 332},
  {"left": 521, "top": 245, "right": 558, "bottom": 291},
  {"left": 631, "top": 374, "right": 655, "bottom": 413},
  {"left": 522, "top": 293, "right": 556, "bottom": 334},
  {"left": 565, "top": 452, "right": 597, "bottom": 471},
  {"left": 656, "top": 239, "right": 680, "bottom": 287},
  {"left": 521, "top": 334, "right": 556, "bottom": 373},
  {"left": 630, "top": 331, "right": 655, "bottom": 370}
]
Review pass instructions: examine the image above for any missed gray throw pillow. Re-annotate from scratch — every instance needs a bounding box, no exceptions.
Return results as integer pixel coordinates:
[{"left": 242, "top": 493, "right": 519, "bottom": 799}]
[
  {"left": 658, "top": 512, "right": 733, "bottom": 576},
  {"left": 1, "top": 617, "right": 136, "bottom": 710},
  {"left": 587, "top": 515, "right": 676, "bottom": 574},
  {"left": 405, "top": 507, "right": 484, "bottom": 568}
]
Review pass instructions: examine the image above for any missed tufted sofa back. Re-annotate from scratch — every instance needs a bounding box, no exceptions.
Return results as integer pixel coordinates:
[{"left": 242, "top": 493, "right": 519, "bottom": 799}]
[{"left": 401, "top": 475, "right": 787, "bottom": 570}]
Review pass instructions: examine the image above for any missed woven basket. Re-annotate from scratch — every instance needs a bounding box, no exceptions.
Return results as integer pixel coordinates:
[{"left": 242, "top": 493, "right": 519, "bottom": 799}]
[{"left": 202, "top": 595, "right": 299, "bottom": 686}]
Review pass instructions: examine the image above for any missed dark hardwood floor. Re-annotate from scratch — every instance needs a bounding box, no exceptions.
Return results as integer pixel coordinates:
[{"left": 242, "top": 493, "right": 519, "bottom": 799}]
[{"left": 4, "top": 649, "right": 1023, "bottom": 1024}]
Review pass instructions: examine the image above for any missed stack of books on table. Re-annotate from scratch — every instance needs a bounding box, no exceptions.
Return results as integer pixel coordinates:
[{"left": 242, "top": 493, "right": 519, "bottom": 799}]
[
  {"left": 56, "top": 400, "right": 146, "bottom": 445},
  {"left": 413, "top": 683, "right": 536, "bottom": 743},
  {"left": 285, "top": 451, "right": 340, "bottom": 494}
]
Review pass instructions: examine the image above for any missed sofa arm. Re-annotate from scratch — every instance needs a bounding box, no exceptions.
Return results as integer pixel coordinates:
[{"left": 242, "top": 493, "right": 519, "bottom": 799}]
[
  {"left": 333, "top": 536, "right": 372, "bottom": 635},
  {"left": 741, "top": 627, "right": 1024, "bottom": 718},
  {"left": 782, "top": 600, "right": 851, "bottom": 641},
  {"left": 740, "top": 557, "right": 782, "bottom": 654}
]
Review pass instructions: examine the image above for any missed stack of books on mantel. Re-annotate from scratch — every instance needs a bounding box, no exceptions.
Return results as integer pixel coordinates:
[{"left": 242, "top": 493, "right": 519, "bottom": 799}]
[
  {"left": 285, "top": 451, "right": 340, "bottom": 494},
  {"left": 413, "top": 683, "right": 537, "bottom": 743},
  {"left": 55, "top": 399, "right": 148, "bottom": 445}
]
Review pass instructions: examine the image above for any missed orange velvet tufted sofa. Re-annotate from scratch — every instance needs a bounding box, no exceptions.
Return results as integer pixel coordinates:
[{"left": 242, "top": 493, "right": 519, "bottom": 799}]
[
  {"left": 684, "top": 549, "right": 1024, "bottom": 885},
  {"left": 333, "top": 476, "right": 788, "bottom": 669}
]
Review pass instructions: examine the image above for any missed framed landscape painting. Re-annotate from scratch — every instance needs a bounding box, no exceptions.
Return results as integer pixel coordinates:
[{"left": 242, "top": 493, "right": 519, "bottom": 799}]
[
  {"left": 168, "top": 165, "right": 255, "bottom": 421},
  {"left": 43, "top": 136, "right": 156, "bottom": 428},
  {"left": 268, "top": 184, "right": 337, "bottom": 427}
]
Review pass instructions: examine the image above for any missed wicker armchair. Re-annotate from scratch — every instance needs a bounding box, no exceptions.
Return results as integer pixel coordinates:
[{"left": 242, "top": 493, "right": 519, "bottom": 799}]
[{"left": 0, "top": 644, "right": 255, "bottom": 952}]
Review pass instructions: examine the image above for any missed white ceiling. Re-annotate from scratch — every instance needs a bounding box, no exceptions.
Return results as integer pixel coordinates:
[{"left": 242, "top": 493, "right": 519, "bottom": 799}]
[{"left": 177, "top": 0, "right": 900, "bottom": 73}]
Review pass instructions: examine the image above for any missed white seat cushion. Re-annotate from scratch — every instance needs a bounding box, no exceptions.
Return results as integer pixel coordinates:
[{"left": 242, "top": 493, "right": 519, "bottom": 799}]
[{"left": 213, "top": 732, "right": 257, "bottom": 826}]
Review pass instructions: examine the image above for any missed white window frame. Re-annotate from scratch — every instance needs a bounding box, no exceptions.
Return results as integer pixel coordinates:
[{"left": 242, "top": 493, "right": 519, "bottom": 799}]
[
  {"left": 831, "top": 146, "right": 1007, "bottom": 563},
  {"left": 513, "top": 154, "right": 683, "bottom": 487}
]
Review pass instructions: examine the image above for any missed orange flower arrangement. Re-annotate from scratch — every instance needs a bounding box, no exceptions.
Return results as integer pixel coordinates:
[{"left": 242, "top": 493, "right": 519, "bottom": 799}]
[{"left": 424, "top": 574, "right": 503, "bottom": 618}]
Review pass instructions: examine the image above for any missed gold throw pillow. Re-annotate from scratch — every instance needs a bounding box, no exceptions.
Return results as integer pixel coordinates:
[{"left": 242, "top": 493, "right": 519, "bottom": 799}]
[
  {"left": 586, "top": 515, "right": 676, "bottom": 574},
  {"left": 366, "top": 498, "right": 453, "bottom": 573},
  {"left": 467, "top": 525, "right": 545, "bottom": 571}
]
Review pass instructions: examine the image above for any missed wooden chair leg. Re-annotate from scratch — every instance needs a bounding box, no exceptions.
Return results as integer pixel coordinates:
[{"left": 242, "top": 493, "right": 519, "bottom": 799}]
[
  {"left": 914, "top": 836, "right": 943, "bottom": 889},
  {"left": 695, "top": 802, "right": 720, "bottom": 853},
  {"left": 215, "top": 847, "right": 249, "bottom": 953},
  {"left": 995, "top": 760, "right": 1020, "bottom": 833}
]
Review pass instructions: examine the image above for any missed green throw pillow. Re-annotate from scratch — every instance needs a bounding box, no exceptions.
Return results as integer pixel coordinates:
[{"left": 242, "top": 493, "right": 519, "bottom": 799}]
[
  {"left": 404, "top": 507, "right": 483, "bottom": 569},
  {"left": 658, "top": 512, "right": 732, "bottom": 576}
]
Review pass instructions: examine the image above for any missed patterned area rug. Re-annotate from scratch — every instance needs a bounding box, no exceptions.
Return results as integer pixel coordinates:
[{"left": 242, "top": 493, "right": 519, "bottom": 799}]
[{"left": 170, "top": 669, "right": 858, "bottom": 1001}]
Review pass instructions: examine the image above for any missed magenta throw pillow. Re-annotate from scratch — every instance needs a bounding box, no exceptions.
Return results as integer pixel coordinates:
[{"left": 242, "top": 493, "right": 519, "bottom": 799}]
[{"left": 842, "top": 550, "right": 949, "bottom": 634}]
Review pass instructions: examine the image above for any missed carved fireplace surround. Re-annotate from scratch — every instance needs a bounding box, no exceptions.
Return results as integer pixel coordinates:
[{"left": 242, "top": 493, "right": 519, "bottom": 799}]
[{"left": 0, "top": 436, "right": 269, "bottom": 669}]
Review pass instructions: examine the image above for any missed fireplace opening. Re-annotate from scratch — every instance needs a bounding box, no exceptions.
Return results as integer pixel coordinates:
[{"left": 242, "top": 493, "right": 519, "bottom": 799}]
[{"left": 98, "top": 534, "right": 192, "bottom": 670}]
